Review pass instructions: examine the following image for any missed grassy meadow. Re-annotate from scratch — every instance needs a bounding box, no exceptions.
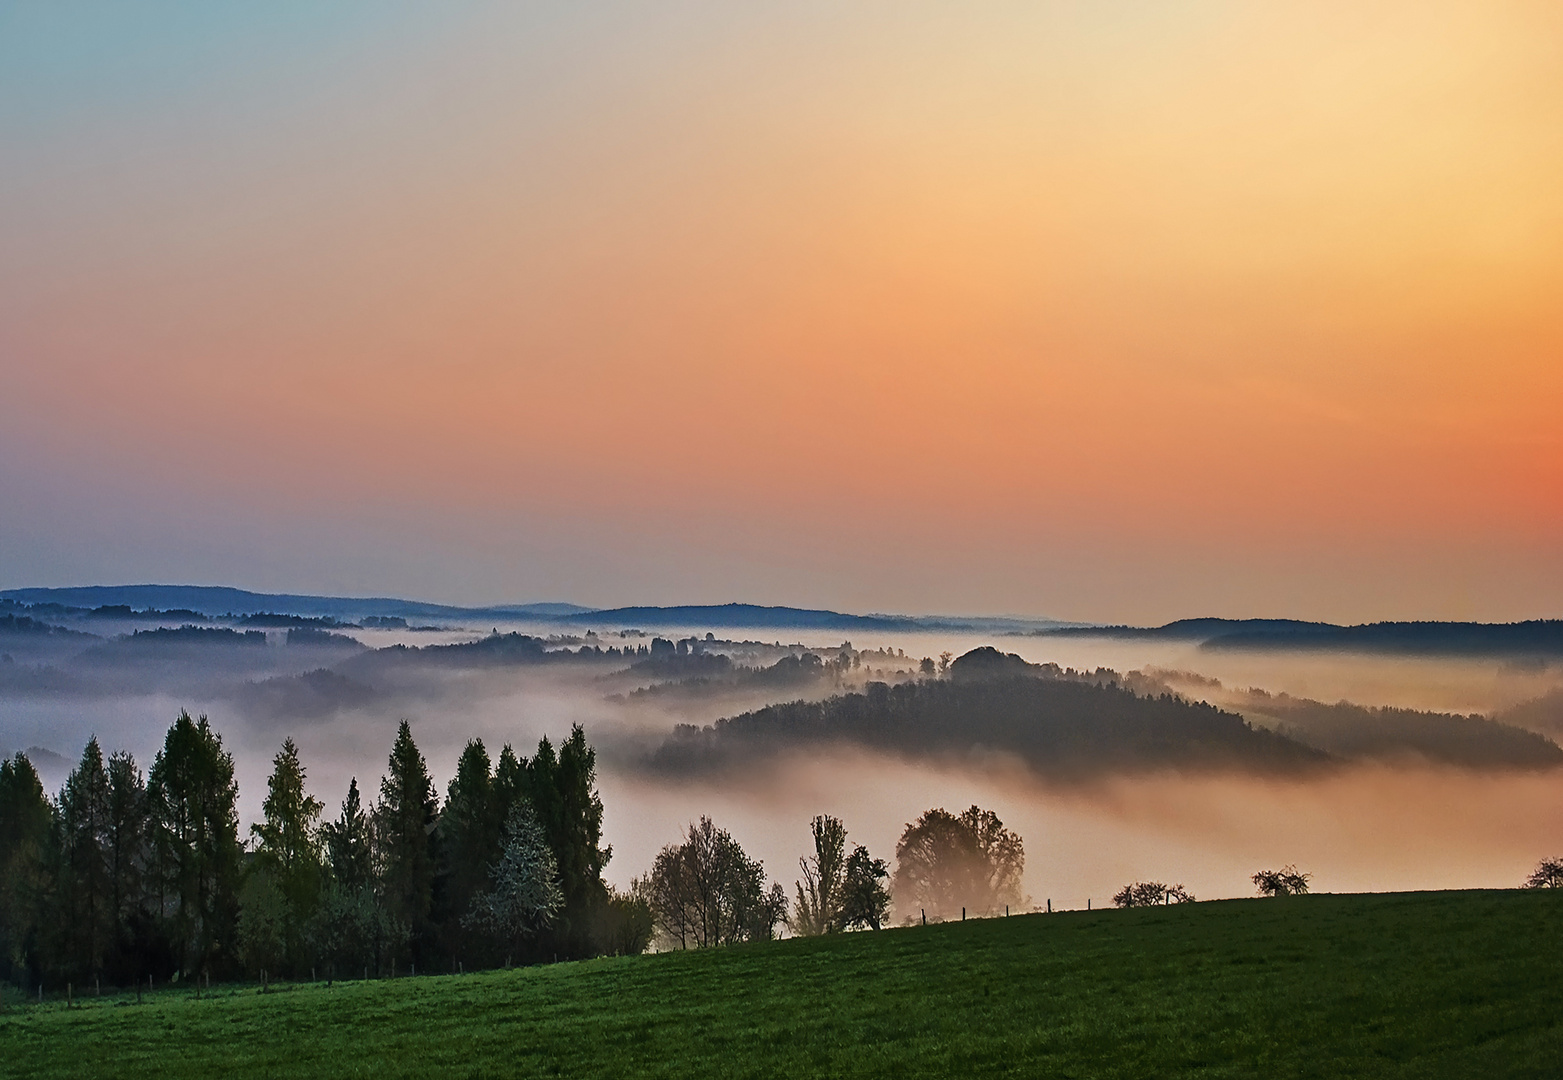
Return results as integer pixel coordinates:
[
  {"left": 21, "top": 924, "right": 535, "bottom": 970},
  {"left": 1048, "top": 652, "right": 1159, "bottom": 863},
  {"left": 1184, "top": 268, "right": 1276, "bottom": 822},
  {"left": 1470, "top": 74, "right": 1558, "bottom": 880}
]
[{"left": 3, "top": 890, "right": 1560, "bottom": 1078}]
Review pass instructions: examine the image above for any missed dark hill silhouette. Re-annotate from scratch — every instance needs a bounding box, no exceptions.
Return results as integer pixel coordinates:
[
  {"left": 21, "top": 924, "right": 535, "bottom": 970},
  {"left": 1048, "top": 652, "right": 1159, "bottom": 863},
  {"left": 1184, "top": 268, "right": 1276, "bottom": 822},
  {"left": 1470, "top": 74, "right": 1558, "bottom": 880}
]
[
  {"left": 1036, "top": 618, "right": 1563, "bottom": 658},
  {"left": 648, "top": 649, "right": 1328, "bottom": 780},
  {"left": 1202, "top": 620, "right": 1563, "bottom": 657},
  {"left": 1494, "top": 689, "right": 1563, "bottom": 737},
  {"left": 1233, "top": 691, "right": 1563, "bottom": 769},
  {"left": 0, "top": 615, "right": 97, "bottom": 641}
]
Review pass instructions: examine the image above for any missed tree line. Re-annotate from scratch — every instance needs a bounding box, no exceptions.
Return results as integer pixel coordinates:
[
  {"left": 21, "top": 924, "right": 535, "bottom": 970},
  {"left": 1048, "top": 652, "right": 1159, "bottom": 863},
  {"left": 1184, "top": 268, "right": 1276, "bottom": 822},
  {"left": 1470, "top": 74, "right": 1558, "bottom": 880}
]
[
  {"left": 0, "top": 713, "right": 638, "bottom": 990},
  {"left": 0, "top": 711, "right": 1033, "bottom": 991}
]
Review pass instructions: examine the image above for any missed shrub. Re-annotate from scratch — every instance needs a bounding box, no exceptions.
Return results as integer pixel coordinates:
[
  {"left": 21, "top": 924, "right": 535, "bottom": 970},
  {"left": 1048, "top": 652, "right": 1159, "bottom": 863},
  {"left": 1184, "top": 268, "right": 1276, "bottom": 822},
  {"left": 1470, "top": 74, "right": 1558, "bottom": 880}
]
[{"left": 1252, "top": 865, "right": 1311, "bottom": 897}]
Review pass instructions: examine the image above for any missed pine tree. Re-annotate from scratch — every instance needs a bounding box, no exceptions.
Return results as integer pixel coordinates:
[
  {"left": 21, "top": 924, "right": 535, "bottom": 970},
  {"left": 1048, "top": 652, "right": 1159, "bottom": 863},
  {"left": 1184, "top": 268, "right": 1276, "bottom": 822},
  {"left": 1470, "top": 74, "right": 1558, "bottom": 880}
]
[
  {"left": 524, "top": 726, "right": 609, "bottom": 957},
  {"left": 439, "top": 739, "right": 500, "bottom": 956},
  {"left": 376, "top": 720, "right": 437, "bottom": 960},
  {"left": 0, "top": 753, "right": 56, "bottom": 986},
  {"left": 105, "top": 750, "right": 149, "bottom": 965},
  {"left": 59, "top": 737, "right": 114, "bottom": 979},
  {"left": 322, "top": 778, "right": 372, "bottom": 890},
  {"left": 249, "top": 738, "right": 324, "bottom": 971},
  {"left": 147, "top": 711, "right": 243, "bottom": 978}
]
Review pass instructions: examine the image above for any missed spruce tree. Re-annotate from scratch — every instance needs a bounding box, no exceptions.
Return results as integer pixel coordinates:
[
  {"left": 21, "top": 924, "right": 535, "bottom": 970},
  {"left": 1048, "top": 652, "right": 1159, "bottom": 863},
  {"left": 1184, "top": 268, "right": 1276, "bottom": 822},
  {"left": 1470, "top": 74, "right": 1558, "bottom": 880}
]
[
  {"left": 104, "top": 751, "right": 149, "bottom": 981},
  {"left": 323, "top": 778, "right": 372, "bottom": 890},
  {"left": 0, "top": 753, "right": 56, "bottom": 986},
  {"left": 249, "top": 738, "right": 324, "bottom": 971},
  {"left": 59, "top": 737, "right": 114, "bottom": 979},
  {"left": 376, "top": 720, "right": 437, "bottom": 960},
  {"left": 439, "top": 739, "right": 499, "bottom": 955},
  {"left": 547, "top": 725, "right": 610, "bottom": 955},
  {"left": 147, "top": 711, "right": 242, "bottom": 978}
]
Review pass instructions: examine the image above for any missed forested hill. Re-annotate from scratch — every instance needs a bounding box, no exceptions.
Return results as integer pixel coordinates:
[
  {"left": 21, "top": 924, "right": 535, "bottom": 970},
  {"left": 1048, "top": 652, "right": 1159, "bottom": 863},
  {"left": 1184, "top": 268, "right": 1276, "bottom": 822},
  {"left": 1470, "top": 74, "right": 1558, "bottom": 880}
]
[
  {"left": 648, "top": 649, "right": 1328, "bottom": 779},
  {"left": 1036, "top": 618, "right": 1563, "bottom": 657}
]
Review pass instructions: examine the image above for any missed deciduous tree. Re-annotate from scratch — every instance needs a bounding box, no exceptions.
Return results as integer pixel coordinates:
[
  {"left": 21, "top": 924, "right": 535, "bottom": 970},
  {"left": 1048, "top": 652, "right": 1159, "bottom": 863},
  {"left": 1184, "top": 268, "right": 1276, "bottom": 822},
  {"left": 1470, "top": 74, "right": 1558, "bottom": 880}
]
[{"left": 892, "top": 805, "right": 1024, "bottom": 921}]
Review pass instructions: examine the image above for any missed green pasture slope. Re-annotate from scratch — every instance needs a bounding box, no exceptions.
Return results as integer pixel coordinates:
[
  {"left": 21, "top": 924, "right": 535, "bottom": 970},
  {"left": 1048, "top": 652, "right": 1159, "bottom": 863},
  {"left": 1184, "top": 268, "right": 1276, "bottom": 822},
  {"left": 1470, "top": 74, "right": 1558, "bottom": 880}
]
[{"left": 4, "top": 890, "right": 1560, "bottom": 1078}]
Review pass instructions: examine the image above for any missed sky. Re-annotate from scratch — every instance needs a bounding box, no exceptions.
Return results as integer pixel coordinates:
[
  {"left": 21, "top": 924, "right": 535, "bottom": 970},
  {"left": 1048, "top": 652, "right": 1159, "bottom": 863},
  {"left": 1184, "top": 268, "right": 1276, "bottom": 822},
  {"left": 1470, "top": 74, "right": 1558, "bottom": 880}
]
[{"left": 3, "top": 1, "right": 1561, "bottom": 625}]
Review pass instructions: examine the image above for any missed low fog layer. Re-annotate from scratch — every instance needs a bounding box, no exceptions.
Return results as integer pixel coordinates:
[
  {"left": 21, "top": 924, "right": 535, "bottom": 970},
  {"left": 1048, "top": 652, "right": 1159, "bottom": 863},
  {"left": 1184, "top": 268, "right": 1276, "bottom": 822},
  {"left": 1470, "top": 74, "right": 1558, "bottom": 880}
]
[{"left": 4, "top": 596, "right": 1563, "bottom": 908}]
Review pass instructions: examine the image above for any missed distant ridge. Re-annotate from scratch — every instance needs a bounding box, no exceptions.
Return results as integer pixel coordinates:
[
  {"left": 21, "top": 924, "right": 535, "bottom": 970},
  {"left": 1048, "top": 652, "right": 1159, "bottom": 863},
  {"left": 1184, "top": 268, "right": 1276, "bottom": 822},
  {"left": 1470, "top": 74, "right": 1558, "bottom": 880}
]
[
  {"left": 0, "top": 587, "right": 1070, "bottom": 634},
  {"left": 0, "top": 585, "right": 592, "bottom": 622},
  {"left": 1037, "top": 618, "right": 1563, "bottom": 657}
]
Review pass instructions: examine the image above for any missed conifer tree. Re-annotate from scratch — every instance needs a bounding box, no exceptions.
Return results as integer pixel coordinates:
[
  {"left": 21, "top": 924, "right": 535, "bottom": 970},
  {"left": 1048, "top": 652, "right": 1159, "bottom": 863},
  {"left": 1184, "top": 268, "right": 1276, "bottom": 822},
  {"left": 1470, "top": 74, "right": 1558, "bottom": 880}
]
[
  {"left": 440, "top": 739, "right": 499, "bottom": 953},
  {"left": 105, "top": 750, "right": 149, "bottom": 965},
  {"left": 0, "top": 753, "right": 55, "bottom": 986},
  {"left": 323, "top": 778, "right": 373, "bottom": 890},
  {"left": 59, "top": 737, "right": 114, "bottom": 979},
  {"left": 376, "top": 720, "right": 437, "bottom": 959},
  {"left": 249, "top": 738, "right": 324, "bottom": 970},
  {"left": 147, "top": 711, "right": 242, "bottom": 978},
  {"left": 525, "top": 726, "right": 609, "bottom": 956}
]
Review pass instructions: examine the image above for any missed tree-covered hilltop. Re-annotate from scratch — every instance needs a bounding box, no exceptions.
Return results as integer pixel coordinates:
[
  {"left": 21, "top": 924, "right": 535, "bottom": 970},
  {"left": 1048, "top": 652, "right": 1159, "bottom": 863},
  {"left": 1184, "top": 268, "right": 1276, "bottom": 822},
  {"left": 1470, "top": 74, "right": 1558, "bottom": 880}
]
[{"left": 649, "top": 648, "right": 1329, "bottom": 779}]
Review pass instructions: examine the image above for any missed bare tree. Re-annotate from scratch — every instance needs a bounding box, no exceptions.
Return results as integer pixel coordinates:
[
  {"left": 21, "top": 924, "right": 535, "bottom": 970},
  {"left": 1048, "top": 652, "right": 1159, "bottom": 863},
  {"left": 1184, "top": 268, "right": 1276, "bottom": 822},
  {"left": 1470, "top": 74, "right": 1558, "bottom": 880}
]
[
  {"left": 1252, "top": 865, "right": 1311, "bottom": 896},
  {"left": 1112, "top": 881, "right": 1195, "bottom": 908}
]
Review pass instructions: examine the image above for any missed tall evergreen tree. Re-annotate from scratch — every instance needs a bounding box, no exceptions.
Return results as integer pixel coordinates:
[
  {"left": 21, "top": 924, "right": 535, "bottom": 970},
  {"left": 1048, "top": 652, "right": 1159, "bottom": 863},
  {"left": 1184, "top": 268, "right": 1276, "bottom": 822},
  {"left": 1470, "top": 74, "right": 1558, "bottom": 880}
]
[
  {"left": 104, "top": 750, "right": 149, "bottom": 982},
  {"left": 147, "top": 711, "right": 243, "bottom": 978},
  {"left": 0, "top": 753, "right": 56, "bottom": 986},
  {"left": 376, "top": 721, "right": 437, "bottom": 961},
  {"left": 248, "top": 738, "right": 324, "bottom": 971},
  {"left": 322, "top": 778, "right": 373, "bottom": 890},
  {"left": 439, "top": 739, "right": 500, "bottom": 955},
  {"left": 494, "top": 743, "right": 526, "bottom": 832},
  {"left": 59, "top": 737, "right": 114, "bottom": 979},
  {"left": 313, "top": 776, "right": 398, "bottom": 978},
  {"left": 525, "top": 726, "right": 610, "bottom": 957}
]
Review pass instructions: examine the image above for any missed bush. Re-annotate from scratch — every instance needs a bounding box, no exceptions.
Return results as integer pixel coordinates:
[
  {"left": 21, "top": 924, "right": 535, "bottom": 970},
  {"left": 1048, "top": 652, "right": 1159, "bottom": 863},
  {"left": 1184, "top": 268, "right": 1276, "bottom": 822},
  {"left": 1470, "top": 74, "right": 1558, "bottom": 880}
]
[
  {"left": 1252, "top": 866, "right": 1311, "bottom": 897},
  {"left": 1112, "top": 881, "right": 1195, "bottom": 908}
]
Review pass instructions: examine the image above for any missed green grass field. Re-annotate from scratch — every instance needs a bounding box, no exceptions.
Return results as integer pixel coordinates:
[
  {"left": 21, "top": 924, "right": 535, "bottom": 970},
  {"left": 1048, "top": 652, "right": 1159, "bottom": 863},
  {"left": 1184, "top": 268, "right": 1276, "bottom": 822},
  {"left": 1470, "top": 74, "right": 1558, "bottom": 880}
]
[{"left": 4, "top": 890, "right": 1560, "bottom": 1078}]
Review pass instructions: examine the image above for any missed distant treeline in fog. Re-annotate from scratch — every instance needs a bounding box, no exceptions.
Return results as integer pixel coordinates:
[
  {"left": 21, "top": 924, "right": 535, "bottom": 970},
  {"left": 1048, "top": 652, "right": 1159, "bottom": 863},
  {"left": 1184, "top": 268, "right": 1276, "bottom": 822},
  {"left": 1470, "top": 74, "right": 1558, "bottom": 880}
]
[
  {"left": 1038, "top": 618, "right": 1563, "bottom": 658},
  {"left": 646, "top": 648, "right": 1563, "bottom": 778}
]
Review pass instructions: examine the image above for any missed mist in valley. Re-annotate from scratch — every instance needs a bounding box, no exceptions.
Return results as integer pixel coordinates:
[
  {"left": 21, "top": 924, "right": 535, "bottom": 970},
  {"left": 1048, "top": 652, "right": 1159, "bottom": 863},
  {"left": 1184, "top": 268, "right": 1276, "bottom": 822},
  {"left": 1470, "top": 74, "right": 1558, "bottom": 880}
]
[{"left": 4, "top": 605, "right": 1563, "bottom": 920}]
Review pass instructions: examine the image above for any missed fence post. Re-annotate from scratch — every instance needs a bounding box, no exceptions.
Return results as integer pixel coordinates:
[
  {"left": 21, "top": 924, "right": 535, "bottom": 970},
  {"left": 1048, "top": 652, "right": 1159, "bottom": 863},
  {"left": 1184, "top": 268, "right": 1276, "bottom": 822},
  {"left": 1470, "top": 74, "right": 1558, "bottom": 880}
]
[
  {"left": 962, "top": 907, "right": 966, "bottom": 921},
  {"left": 1047, "top": 899, "right": 1051, "bottom": 913},
  {"left": 921, "top": 909, "right": 926, "bottom": 926}
]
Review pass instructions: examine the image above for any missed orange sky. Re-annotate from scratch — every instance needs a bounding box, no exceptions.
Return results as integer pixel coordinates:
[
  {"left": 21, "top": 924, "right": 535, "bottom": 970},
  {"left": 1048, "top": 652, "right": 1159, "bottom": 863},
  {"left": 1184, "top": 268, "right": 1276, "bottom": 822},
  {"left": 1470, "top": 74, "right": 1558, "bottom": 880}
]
[{"left": 1, "top": 2, "right": 1559, "bottom": 622}]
